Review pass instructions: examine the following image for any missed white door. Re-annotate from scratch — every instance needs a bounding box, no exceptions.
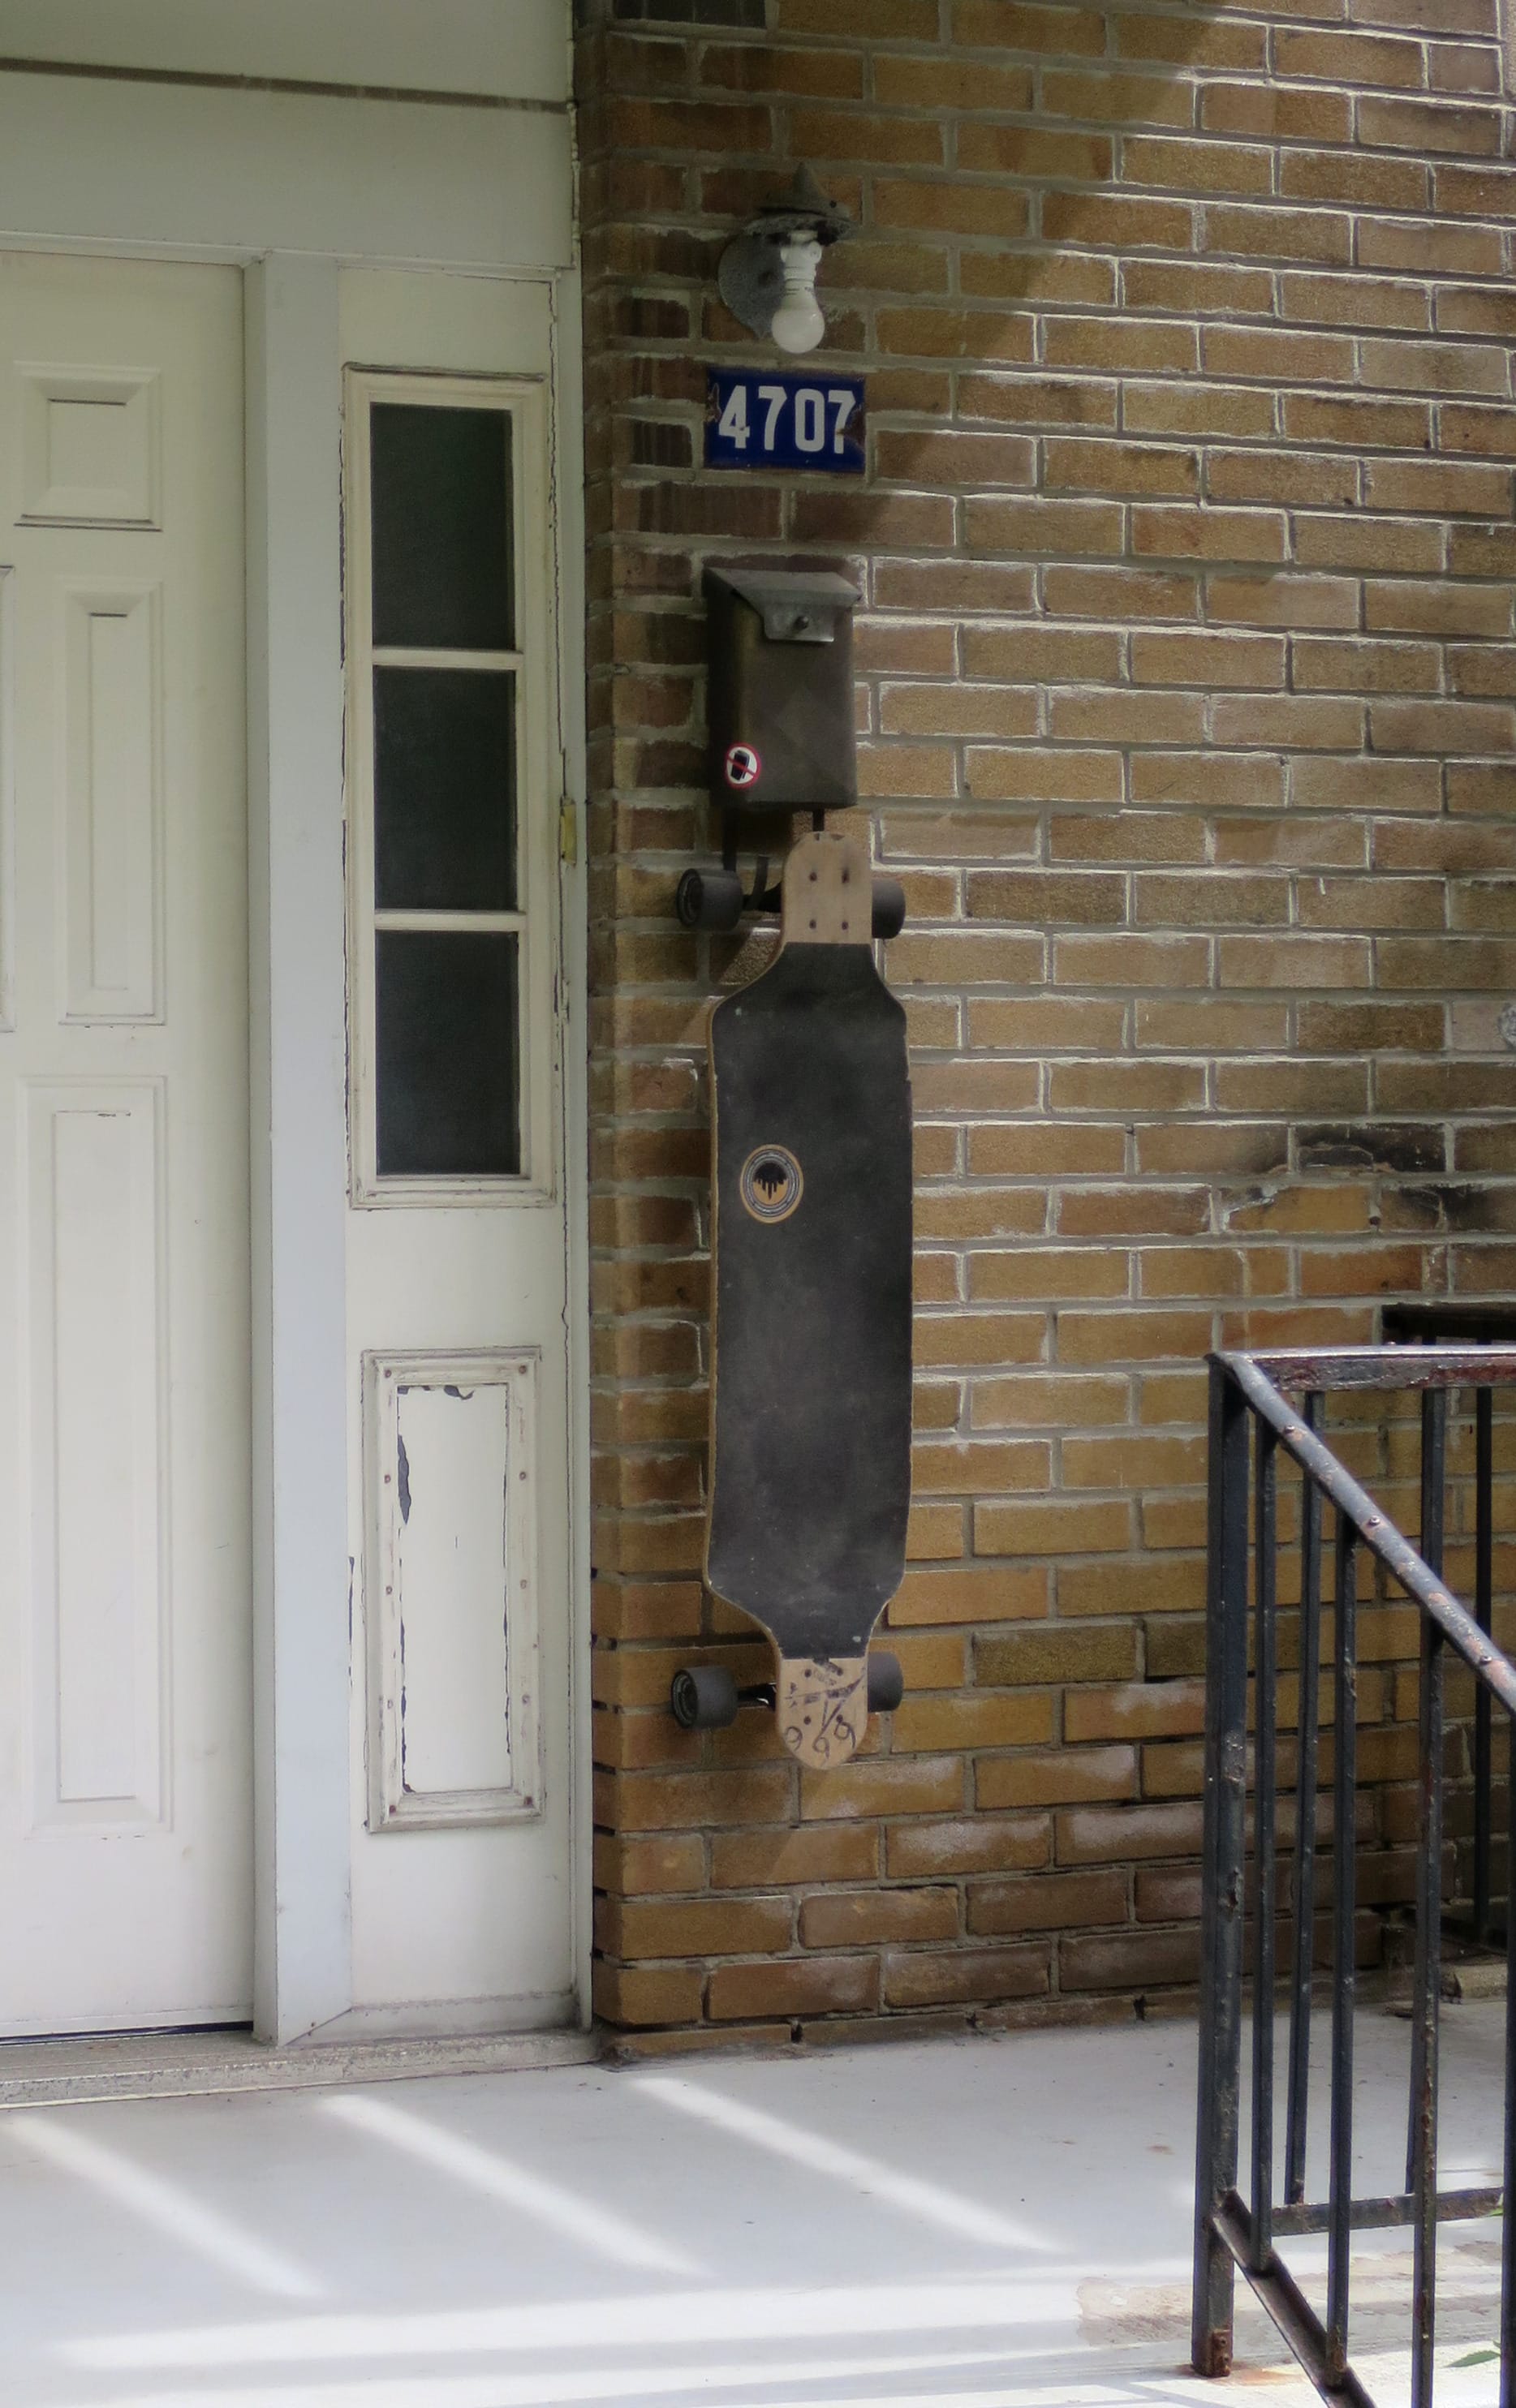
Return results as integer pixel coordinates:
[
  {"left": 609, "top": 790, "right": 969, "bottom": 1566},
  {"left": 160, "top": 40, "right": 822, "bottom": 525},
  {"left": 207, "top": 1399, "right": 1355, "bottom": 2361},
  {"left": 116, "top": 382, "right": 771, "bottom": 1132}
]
[
  {"left": 341, "top": 271, "right": 577, "bottom": 2032},
  {"left": 0, "top": 253, "right": 250, "bottom": 2036}
]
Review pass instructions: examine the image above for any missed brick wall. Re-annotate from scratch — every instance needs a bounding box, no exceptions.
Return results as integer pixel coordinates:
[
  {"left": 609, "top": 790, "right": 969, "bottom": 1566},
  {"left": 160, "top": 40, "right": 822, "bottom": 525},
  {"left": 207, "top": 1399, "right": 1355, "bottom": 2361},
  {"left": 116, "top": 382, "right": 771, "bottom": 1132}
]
[{"left": 576, "top": 0, "right": 1516, "bottom": 2049}]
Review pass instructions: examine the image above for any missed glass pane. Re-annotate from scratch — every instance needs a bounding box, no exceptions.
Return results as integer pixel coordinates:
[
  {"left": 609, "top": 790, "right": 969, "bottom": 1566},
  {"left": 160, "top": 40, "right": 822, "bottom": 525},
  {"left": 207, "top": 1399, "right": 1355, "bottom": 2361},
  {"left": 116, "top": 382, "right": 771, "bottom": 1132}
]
[
  {"left": 373, "top": 667, "right": 517, "bottom": 911},
  {"left": 375, "top": 931, "right": 520, "bottom": 1178},
  {"left": 369, "top": 403, "right": 515, "bottom": 652}
]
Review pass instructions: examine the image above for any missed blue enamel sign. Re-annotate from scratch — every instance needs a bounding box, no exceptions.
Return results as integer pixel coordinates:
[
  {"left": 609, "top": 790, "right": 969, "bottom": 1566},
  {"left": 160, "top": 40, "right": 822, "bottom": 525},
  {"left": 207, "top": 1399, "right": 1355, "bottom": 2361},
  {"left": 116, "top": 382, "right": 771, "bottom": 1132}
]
[{"left": 704, "top": 369, "right": 866, "bottom": 475}]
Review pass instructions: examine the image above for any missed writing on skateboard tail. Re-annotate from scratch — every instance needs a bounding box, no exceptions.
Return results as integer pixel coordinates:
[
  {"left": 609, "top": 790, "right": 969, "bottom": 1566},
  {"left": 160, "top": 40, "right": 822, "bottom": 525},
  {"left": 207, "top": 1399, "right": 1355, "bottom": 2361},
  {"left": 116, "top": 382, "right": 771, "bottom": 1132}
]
[{"left": 777, "top": 1655, "right": 868, "bottom": 1769}]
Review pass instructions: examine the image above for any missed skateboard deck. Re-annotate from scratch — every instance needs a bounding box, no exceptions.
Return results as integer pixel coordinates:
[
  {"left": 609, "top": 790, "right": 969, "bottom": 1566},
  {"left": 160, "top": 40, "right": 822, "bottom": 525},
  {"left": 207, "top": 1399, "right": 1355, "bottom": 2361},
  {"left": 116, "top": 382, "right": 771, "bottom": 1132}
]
[{"left": 705, "top": 828, "right": 912, "bottom": 1769}]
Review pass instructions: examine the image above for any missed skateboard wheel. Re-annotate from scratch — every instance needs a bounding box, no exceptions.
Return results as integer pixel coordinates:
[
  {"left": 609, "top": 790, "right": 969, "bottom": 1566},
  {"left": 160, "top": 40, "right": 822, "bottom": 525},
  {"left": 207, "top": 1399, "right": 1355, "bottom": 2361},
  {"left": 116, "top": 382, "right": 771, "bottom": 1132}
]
[
  {"left": 867, "top": 1651, "right": 905, "bottom": 1715},
  {"left": 670, "top": 1666, "right": 741, "bottom": 1730},
  {"left": 871, "top": 876, "right": 907, "bottom": 940},
  {"left": 676, "top": 867, "right": 745, "bottom": 933}
]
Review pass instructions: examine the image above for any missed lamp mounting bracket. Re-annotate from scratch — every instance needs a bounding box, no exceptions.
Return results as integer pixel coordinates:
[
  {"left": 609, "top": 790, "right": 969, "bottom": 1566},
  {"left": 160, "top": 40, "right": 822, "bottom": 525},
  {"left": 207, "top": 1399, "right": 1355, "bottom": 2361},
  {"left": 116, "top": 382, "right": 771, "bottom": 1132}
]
[{"left": 718, "top": 166, "right": 855, "bottom": 346}]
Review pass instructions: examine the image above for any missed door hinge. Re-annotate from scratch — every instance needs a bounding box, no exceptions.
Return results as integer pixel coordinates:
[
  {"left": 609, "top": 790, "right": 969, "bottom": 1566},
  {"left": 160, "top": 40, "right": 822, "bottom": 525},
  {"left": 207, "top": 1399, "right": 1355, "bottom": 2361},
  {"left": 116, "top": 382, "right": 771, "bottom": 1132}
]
[{"left": 559, "top": 798, "right": 579, "bottom": 867}]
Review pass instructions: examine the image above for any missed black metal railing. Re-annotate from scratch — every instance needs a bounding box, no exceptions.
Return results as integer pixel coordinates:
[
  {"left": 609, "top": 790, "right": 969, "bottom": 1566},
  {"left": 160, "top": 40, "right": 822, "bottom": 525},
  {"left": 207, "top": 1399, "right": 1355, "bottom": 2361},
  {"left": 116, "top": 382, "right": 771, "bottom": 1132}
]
[
  {"left": 1385, "top": 1305, "right": 1516, "bottom": 1951},
  {"left": 1192, "top": 1345, "right": 1516, "bottom": 2408}
]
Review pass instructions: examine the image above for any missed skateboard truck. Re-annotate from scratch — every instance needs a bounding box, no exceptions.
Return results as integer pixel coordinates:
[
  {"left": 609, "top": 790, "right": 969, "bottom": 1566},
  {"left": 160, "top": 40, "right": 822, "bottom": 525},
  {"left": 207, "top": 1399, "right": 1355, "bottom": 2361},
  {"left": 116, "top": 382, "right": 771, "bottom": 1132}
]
[
  {"left": 670, "top": 1651, "right": 904, "bottom": 1732},
  {"left": 680, "top": 564, "right": 907, "bottom": 941},
  {"left": 676, "top": 827, "right": 906, "bottom": 940}
]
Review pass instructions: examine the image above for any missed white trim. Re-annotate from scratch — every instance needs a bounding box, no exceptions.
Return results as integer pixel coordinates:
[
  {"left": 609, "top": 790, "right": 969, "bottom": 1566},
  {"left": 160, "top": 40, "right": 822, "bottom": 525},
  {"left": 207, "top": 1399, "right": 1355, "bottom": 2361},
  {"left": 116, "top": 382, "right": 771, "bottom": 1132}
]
[
  {"left": 338, "top": 270, "right": 585, "bottom": 2035},
  {"left": 0, "top": 2026, "right": 596, "bottom": 2112},
  {"left": 0, "top": 2, "right": 570, "bottom": 105},
  {"left": 0, "top": 117, "right": 591, "bottom": 2041},
  {"left": 18, "top": 366, "right": 161, "bottom": 527},
  {"left": 549, "top": 267, "right": 594, "bottom": 2032},
  {"left": 0, "top": 70, "right": 572, "bottom": 270},
  {"left": 57, "top": 579, "right": 165, "bottom": 1026},
  {"left": 373, "top": 912, "right": 527, "bottom": 935},
  {"left": 372, "top": 647, "right": 523, "bottom": 673},
  {"left": 0, "top": 565, "right": 16, "bottom": 1031},
  {"left": 245, "top": 255, "right": 352, "bottom": 2045},
  {"left": 343, "top": 368, "right": 559, "bottom": 1211},
  {"left": 364, "top": 1348, "right": 543, "bottom": 1834},
  {"left": 19, "top": 1077, "right": 171, "bottom": 1837}
]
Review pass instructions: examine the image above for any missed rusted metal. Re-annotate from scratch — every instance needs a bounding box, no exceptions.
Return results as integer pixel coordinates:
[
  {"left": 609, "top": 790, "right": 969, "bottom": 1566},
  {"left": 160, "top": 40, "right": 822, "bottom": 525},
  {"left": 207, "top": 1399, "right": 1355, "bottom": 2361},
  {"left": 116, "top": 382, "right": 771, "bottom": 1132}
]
[
  {"left": 1410, "top": 1619, "right": 1444, "bottom": 2408},
  {"left": 1327, "top": 1516, "right": 1358, "bottom": 2390},
  {"left": 1247, "top": 1344, "right": 1516, "bottom": 1391},
  {"left": 1272, "top": 2185, "right": 1500, "bottom": 2237},
  {"left": 1476, "top": 1387, "right": 1495, "bottom": 1945},
  {"left": 1285, "top": 1391, "right": 1324, "bottom": 2211},
  {"left": 1194, "top": 1345, "right": 1516, "bottom": 2408},
  {"left": 1192, "top": 1358, "right": 1250, "bottom": 2382},
  {"left": 1212, "top": 2189, "right": 1382, "bottom": 2408},
  {"left": 1504, "top": 1775, "right": 1516, "bottom": 2408},
  {"left": 1218, "top": 1350, "right": 1516, "bottom": 1715},
  {"left": 1251, "top": 1418, "right": 1277, "bottom": 2277},
  {"left": 1386, "top": 1312, "right": 1512, "bottom": 1956},
  {"left": 1408, "top": 1387, "right": 1445, "bottom": 2408},
  {"left": 1406, "top": 1387, "right": 1447, "bottom": 2195}
]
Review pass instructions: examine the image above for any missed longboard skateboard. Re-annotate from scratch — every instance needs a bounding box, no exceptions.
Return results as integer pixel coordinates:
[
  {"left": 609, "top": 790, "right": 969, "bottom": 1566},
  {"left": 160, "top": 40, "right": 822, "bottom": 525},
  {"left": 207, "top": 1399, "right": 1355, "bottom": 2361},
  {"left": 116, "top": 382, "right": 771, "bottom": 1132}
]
[{"left": 673, "top": 827, "right": 913, "bottom": 1769}]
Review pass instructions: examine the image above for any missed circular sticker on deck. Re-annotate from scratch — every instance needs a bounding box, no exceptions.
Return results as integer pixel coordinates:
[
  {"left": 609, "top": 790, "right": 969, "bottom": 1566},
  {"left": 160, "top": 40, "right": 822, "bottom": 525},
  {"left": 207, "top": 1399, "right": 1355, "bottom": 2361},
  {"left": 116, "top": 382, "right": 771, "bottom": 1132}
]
[
  {"left": 739, "top": 1145, "right": 803, "bottom": 1224},
  {"left": 724, "top": 742, "right": 762, "bottom": 790}
]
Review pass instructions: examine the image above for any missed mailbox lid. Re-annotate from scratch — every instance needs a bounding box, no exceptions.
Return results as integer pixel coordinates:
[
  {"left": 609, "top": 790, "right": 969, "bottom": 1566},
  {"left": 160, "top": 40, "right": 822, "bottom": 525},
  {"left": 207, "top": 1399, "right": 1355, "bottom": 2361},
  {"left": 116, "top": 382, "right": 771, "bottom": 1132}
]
[{"left": 704, "top": 565, "right": 859, "bottom": 645}]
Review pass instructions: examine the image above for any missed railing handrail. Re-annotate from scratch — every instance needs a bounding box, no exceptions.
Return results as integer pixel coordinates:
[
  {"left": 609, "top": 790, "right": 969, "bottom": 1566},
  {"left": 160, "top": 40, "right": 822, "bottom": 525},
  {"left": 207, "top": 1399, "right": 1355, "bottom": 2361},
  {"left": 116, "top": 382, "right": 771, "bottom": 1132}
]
[
  {"left": 1217, "top": 1350, "right": 1516, "bottom": 1714},
  {"left": 1238, "top": 1344, "right": 1516, "bottom": 1390}
]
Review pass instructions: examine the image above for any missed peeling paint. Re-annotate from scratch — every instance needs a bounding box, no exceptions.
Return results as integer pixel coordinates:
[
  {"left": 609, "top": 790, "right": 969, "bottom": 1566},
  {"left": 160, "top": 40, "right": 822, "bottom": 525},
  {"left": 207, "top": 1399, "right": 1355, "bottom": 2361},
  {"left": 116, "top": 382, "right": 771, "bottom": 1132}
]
[{"left": 396, "top": 1431, "right": 411, "bottom": 1525}]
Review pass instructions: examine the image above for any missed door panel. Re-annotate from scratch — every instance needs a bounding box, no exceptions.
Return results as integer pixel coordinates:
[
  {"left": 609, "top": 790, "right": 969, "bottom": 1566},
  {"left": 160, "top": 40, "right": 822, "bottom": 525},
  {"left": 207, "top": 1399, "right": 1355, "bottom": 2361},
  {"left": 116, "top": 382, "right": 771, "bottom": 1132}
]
[
  {"left": 0, "top": 253, "right": 250, "bottom": 2036},
  {"left": 341, "top": 270, "right": 575, "bottom": 2032}
]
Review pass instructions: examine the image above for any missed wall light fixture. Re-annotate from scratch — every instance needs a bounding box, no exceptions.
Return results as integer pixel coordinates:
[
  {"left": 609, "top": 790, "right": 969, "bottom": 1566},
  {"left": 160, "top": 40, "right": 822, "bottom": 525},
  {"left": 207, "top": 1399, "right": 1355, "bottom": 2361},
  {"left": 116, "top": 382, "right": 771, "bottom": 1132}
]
[{"left": 717, "top": 166, "right": 854, "bottom": 356}]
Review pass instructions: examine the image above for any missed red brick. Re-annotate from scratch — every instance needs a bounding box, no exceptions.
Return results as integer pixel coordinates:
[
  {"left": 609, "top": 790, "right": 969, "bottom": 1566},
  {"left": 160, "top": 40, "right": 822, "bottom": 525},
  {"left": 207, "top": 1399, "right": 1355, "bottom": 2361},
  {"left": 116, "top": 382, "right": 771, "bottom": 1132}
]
[
  {"left": 711, "top": 1825, "right": 880, "bottom": 1890},
  {"left": 579, "top": 0, "right": 1516, "bottom": 2051},
  {"left": 1060, "top": 1928, "right": 1201, "bottom": 1990},
  {"left": 593, "top": 1963, "right": 705, "bottom": 2027},
  {"left": 967, "top": 1869, "right": 1127, "bottom": 1934},
  {"left": 978, "top": 1747, "right": 1138, "bottom": 1808},
  {"left": 1057, "top": 1802, "right": 1204, "bottom": 1864},
  {"left": 883, "top": 1943, "right": 1049, "bottom": 2007},
  {"left": 799, "top": 1889, "right": 959, "bottom": 1948},
  {"left": 888, "top": 1813, "right": 1052, "bottom": 1877},
  {"left": 707, "top": 1957, "right": 880, "bottom": 2022}
]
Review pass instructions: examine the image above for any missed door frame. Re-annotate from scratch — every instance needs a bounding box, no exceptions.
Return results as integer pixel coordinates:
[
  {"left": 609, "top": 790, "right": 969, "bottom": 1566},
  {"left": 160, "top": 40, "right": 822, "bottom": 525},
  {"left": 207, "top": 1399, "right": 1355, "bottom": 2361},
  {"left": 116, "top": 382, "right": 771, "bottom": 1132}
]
[{"left": 0, "top": 62, "right": 591, "bottom": 2045}]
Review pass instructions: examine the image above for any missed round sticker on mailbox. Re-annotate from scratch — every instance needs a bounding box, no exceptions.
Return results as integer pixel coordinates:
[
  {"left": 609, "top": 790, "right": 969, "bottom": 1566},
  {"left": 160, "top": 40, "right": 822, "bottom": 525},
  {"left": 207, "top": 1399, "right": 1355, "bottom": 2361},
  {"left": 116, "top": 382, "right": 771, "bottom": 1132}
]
[{"left": 724, "top": 742, "right": 762, "bottom": 790}]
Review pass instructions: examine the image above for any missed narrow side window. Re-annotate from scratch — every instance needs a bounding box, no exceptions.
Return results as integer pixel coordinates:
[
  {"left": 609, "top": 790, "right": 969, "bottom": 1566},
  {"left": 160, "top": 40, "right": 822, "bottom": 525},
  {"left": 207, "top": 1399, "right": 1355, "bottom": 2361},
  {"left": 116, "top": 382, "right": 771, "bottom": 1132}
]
[{"left": 347, "top": 377, "right": 548, "bottom": 1200}]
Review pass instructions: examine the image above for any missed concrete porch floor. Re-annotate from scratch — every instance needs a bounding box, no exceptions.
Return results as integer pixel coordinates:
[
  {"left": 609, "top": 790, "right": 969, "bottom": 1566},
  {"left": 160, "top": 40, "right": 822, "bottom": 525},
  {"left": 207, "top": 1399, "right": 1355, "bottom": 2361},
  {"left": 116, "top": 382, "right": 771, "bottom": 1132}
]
[{"left": 0, "top": 2003, "right": 1506, "bottom": 2408}]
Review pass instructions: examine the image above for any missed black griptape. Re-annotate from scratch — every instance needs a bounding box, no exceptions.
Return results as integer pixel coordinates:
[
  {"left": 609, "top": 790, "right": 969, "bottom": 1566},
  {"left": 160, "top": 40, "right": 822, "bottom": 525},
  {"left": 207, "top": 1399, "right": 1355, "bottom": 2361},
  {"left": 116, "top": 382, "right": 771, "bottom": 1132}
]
[{"left": 707, "top": 941, "right": 913, "bottom": 1659}]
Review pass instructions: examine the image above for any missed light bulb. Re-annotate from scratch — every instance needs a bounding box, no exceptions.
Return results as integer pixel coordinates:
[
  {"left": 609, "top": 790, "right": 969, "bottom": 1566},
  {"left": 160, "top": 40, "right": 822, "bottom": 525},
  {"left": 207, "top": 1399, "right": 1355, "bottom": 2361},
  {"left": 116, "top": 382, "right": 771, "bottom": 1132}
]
[{"left": 770, "top": 235, "right": 825, "bottom": 354}]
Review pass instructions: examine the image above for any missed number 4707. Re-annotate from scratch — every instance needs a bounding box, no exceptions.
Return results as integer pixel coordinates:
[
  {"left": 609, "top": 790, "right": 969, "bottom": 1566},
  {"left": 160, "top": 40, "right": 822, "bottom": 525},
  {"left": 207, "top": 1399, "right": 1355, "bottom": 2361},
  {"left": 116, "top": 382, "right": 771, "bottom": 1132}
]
[{"left": 717, "top": 383, "right": 858, "bottom": 457}]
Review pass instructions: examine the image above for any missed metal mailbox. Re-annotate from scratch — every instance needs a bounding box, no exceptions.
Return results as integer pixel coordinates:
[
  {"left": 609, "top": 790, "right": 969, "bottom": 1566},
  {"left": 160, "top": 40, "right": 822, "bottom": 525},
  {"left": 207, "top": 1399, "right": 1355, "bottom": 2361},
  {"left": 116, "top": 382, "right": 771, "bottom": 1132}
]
[{"left": 704, "top": 565, "right": 859, "bottom": 816}]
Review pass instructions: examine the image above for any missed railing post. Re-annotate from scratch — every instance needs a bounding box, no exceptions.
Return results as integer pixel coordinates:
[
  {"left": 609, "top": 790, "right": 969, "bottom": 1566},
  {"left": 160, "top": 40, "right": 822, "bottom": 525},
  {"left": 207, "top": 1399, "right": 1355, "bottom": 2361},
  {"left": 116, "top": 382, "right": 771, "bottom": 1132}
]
[
  {"left": 1286, "top": 1393, "right": 1324, "bottom": 2209},
  {"left": 1410, "top": 1623, "right": 1444, "bottom": 2408},
  {"left": 1409, "top": 1387, "right": 1445, "bottom": 2408},
  {"left": 1503, "top": 1731, "right": 1516, "bottom": 2408},
  {"left": 1251, "top": 1420, "right": 1278, "bottom": 2276},
  {"left": 1475, "top": 1387, "right": 1493, "bottom": 1946},
  {"left": 1194, "top": 1356, "right": 1251, "bottom": 2379},
  {"left": 1327, "top": 1516, "right": 1359, "bottom": 2390}
]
